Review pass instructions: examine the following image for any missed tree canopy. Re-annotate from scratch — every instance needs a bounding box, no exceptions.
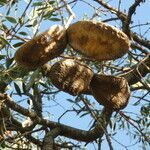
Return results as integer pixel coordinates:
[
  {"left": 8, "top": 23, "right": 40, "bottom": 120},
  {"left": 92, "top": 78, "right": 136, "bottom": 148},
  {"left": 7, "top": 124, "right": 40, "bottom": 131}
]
[{"left": 0, "top": 0, "right": 149, "bottom": 149}]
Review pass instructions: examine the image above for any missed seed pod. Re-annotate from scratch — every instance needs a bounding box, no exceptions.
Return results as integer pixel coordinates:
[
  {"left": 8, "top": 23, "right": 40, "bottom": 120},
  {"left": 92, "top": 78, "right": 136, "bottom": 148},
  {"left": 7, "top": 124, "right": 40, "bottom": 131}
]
[
  {"left": 49, "top": 59, "right": 94, "bottom": 96},
  {"left": 67, "top": 21, "right": 130, "bottom": 61},
  {"left": 15, "top": 25, "right": 67, "bottom": 70},
  {"left": 90, "top": 74, "right": 130, "bottom": 110}
]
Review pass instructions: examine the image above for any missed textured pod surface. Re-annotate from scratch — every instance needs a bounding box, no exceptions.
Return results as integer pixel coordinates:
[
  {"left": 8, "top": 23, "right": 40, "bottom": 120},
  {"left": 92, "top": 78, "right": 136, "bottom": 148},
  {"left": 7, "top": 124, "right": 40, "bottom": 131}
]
[
  {"left": 15, "top": 25, "right": 67, "bottom": 70},
  {"left": 49, "top": 59, "right": 94, "bottom": 96},
  {"left": 67, "top": 21, "right": 130, "bottom": 61},
  {"left": 90, "top": 74, "right": 130, "bottom": 110}
]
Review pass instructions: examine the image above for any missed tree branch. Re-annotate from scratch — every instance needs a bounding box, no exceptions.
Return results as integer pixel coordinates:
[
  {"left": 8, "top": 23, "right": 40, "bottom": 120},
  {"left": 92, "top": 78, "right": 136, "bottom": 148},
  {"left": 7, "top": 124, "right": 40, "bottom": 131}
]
[
  {"left": 120, "top": 54, "right": 150, "bottom": 86},
  {"left": 0, "top": 93, "right": 112, "bottom": 142},
  {"left": 123, "top": 0, "right": 144, "bottom": 37},
  {"left": 42, "top": 128, "right": 61, "bottom": 150},
  {"left": 94, "top": 0, "right": 150, "bottom": 49}
]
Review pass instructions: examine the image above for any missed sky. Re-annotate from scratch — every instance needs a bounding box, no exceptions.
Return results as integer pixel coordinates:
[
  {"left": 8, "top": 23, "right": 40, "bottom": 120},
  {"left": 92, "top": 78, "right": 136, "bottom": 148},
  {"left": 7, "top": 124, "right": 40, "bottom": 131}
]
[{"left": 0, "top": 0, "right": 150, "bottom": 150}]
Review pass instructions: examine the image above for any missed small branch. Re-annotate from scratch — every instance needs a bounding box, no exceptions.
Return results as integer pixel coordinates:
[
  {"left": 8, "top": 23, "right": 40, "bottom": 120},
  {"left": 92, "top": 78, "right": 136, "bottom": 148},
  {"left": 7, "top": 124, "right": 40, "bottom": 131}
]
[
  {"left": 62, "top": 0, "right": 76, "bottom": 28},
  {"left": 119, "top": 111, "right": 150, "bottom": 143},
  {"left": 123, "top": 0, "right": 144, "bottom": 37},
  {"left": 130, "top": 42, "right": 148, "bottom": 54},
  {"left": 120, "top": 54, "right": 150, "bottom": 86},
  {"left": 93, "top": 0, "right": 127, "bottom": 21},
  {"left": 81, "top": 96, "right": 113, "bottom": 150},
  {"left": 131, "top": 32, "right": 150, "bottom": 49},
  {"left": 94, "top": 0, "right": 150, "bottom": 49}
]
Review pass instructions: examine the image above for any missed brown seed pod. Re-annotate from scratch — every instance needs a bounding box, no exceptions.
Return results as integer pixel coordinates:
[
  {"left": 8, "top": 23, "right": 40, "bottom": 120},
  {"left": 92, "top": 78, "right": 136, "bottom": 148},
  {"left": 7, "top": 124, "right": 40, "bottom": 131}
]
[
  {"left": 90, "top": 74, "right": 130, "bottom": 110},
  {"left": 15, "top": 25, "right": 67, "bottom": 70},
  {"left": 67, "top": 21, "right": 130, "bottom": 61},
  {"left": 48, "top": 59, "right": 94, "bottom": 96}
]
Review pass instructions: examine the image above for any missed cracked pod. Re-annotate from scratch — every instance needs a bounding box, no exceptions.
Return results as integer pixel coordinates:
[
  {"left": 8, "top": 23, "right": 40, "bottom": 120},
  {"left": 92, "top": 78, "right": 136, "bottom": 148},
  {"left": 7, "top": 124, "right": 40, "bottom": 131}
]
[
  {"left": 67, "top": 21, "right": 130, "bottom": 61},
  {"left": 15, "top": 25, "right": 67, "bottom": 70},
  {"left": 90, "top": 74, "right": 130, "bottom": 110},
  {"left": 49, "top": 59, "right": 94, "bottom": 96}
]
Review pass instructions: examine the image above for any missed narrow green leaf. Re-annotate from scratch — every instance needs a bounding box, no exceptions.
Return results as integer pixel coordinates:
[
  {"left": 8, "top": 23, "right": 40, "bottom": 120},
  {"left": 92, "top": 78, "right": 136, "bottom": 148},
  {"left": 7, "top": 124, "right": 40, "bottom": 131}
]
[
  {"left": 14, "top": 82, "right": 22, "bottom": 96},
  {"left": 49, "top": 18, "right": 61, "bottom": 21},
  {"left": 33, "top": 19, "right": 38, "bottom": 26},
  {"left": 67, "top": 99, "right": 75, "bottom": 104},
  {"left": 39, "top": 82, "right": 49, "bottom": 89},
  {"left": 0, "top": 55, "right": 5, "bottom": 60},
  {"left": 6, "top": 57, "right": 14, "bottom": 68},
  {"left": 0, "top": 36, "right": 9, "bottom": 45},
  {"left": 18, "top": 31, "right": 28, "bottom": 36},
  {"left": 80, "top": 112, "right": 89, "bottom": 118},
  {"left": 5, "top": 16, "right": 17, "bottom": 24},
  {"left": 133, "top": 101, "right": 140, "bottom": 106},
  {"left": 13, "top": 42, "right": 24, "bottom": 48},
  {"left": 0, "top": 0, "right": 7, "bottom": 6},
  {"left": 48, "top": 1, "right": 55, "bottom": 4},
  {"left": 32, "top": 2, "right": 43, "bottom": 7},
  {"left": 43, "top": 11, "right": 53, "bottom": 19},
  {"left": 25, "top": 24, "right": 33, "bottom": 28},
  {"left": 22, "top": 82, "right": 27, "bottom": 94}
]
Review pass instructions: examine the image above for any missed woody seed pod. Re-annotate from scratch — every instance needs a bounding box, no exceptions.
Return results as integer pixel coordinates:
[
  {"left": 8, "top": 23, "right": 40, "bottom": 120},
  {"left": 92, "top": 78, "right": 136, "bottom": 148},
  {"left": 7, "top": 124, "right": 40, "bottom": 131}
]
[
  {"left": 49, "top": 59, "right": 94, "bottom": 96},
  {"left": 90, "top": 74, "right": 130, "bottom": 110},
  {"left": 15, "top": 25, "right": 67, "bottom": 70},
  {"left": 67, "top": 21, "right": 130, "bottom": 61}
]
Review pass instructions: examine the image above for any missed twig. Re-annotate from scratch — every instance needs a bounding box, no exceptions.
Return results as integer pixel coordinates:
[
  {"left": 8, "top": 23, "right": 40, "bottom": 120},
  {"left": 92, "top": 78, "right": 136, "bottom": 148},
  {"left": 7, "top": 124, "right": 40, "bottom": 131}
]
[
  {"left": 119, "top": 111, "right": 150, "bottom": 143},
  {"left": 62, "top": 0, "right": 76, "bottom": 28},
  {"left": 80, "top": 96, "right": 113, "bottom": 150},
  {"left": 123, "top": 0, "right": 144, "bottom": 37}
]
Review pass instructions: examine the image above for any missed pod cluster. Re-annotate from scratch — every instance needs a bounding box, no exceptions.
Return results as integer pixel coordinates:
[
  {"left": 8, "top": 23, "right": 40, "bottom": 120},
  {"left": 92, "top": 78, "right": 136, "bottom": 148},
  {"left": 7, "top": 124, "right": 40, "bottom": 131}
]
[{"left": 14, "top": 21, "right": 131, "bottom": 110}]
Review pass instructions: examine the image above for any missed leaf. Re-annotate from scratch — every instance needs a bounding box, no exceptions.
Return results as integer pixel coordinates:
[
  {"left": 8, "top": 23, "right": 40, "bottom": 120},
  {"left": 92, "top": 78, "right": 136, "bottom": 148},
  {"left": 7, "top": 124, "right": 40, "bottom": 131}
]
[
  {"left": 6, "top": 57, "right": 14, "bottom": 68},
  {"left": 133, "top": 101, "right": 140, "bottom": 106},
  {"left": 0, "top": 55, "right": 5, "bottom": 60},
  {"left": 14, "top": 82, "right": 22, "bottom": 96},
  {"left": 43, "top": 11, "right": 53, "bottom": 19},
  {"left": 18, "top": 31, "right": 28, "bottom": 36},
  {"left": 49, "top": 18, "right": 61, "bottom": 21},
  {"left": 0, "top": 0, "right": 7, "bottom": 6},
  {"left": 32, "top": 2, "right": 43, "bottom": 7},
  {"left": 22, "top": 82, "right": 27, "bottom": 94},
  {"left": 39, "top": 82, "right": 49, "bottom": 89},
  {"left": 0, "top": 36, "right": 9, "bottom": 45},
  {"left": 5, "top": 16, "right": 17, "bottom": 24},
  {"left": 80, "top": 112, "right": 89, "bottom": 118},
  {"left": 67, "top": 99, "right": 75, "bottom": 104},
  {"left": 13, "top": 42, "right": 24, "bottom": 48},
  {"left": 25, "top": 24, "right": 33, "bottom": 28},
  {"left": 33, "top": 19, "right": 38, "bottom": 26}
]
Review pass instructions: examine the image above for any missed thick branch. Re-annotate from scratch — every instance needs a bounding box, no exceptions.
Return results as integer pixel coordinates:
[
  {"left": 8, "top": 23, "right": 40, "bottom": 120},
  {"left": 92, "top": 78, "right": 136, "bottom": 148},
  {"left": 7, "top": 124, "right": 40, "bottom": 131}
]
[
  {"left": 42, "top": 128, "right": 61, "bottom": 150},
  {"left": 0, "top": 93, "right": 112, "bottom": 142}
]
